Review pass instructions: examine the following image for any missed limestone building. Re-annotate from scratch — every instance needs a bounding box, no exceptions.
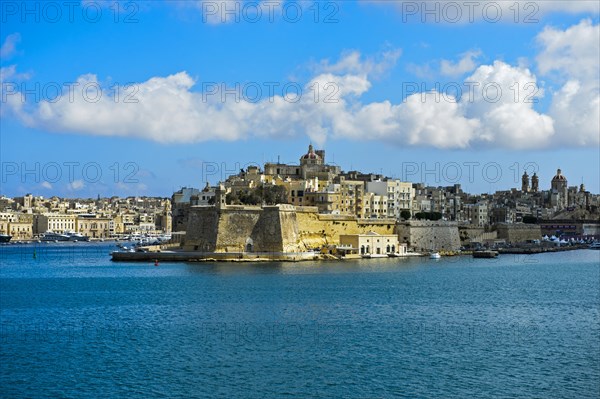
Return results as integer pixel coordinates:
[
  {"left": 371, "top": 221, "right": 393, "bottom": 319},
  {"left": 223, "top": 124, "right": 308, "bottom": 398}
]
[
  {"left": 264, "top": 144, "right": 341, "bottom": 182},
  {"left": 550, "top": 169, "right": 568, "bottom": 210},
  {"left": 339, "top": 232, "right": 402, "bottom": 256}
]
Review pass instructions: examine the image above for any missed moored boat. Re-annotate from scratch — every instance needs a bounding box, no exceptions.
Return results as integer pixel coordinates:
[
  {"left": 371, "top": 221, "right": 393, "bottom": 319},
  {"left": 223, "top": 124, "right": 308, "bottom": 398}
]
[
  {"left": 65, "top": 231, "right": 90, "bottom": 242},
  {"left": 362, "top": 253, "right": 388, "bottom": 259},
  {"left": 0, "top": 234, "right": 12, "bottom": 243},
  {"left": 40, "top": 231, "right": 70, "bottom": 242}
]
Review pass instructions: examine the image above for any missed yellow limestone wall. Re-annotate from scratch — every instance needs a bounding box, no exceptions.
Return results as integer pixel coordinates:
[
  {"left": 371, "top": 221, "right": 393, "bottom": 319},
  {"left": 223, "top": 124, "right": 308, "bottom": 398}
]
[
  {"left": 184, "top": 205, "right": 397, "bottom": 253},
  {"left": 295, "top": 207, "right": 396, "bottom": 250}
]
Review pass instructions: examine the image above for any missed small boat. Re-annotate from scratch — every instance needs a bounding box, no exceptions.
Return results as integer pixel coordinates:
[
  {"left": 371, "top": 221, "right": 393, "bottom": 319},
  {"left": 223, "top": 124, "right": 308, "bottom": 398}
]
[
  {"left": 387, "top": 253, "right": 401, "bottom": 257},
  {"left": 473, "top": 250, "right": 499, "bottom": 258},
  {"left": 0, "top": 234, "right": 12, "bottom": 243},
  {"left": 362, "top": 253, "right": 388, "bottom": 259},
  {"left": 589, "top": 242, "right": 600, "bottom": 250},
  {"left": 429, "top": 252, "right": 441, "bottom": 259}
]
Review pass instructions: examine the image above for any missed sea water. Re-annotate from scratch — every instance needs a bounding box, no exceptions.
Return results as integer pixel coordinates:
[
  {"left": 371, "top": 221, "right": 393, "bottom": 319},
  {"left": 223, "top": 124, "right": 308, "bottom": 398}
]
[{"left": 1, "top": 243, "right": 599, "bottom": 398}]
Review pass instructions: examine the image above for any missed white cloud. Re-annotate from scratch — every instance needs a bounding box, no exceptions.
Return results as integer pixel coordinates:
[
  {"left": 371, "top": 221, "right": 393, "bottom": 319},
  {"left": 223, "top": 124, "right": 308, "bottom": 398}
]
[
  {"left": 536, "top": 19, "right": 599, "bottom": 81},
  {"left": 68, "top": 180, "right": 85, "bottom": 191},
  {"left": 440, "top": 50, "right": 481, "bottom": 77},
  {"left": 41, "top": 181, "right": 53, "bottom": 189},
  {"left": 537, "top": 20, "right": 600, "bottom": 147},
  {"left": 13, "top": 59, "right": 549, "bottom": 149},
  {"left": 549, "top": 80, "right": 600, "bottom": 146},
  {"left": 0, "top": 33, "right": 21, "bottom": 59},
  {"left": 0, "top": 64, "right": 30, "bottom": 83},
  {"left": 316, "top": 49, "right": 401, "bottom": 78},
  {"left": 462, "top": 61, "right": 554, "bottom": 149},
  {"left": 5, "top": 20, "right": 598, "bottom": 151}
]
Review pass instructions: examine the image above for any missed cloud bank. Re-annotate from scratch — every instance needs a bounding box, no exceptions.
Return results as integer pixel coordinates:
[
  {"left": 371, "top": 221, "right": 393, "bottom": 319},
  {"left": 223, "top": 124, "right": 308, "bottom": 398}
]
[{"left": 2, "top": 20, "right": 598, "bottom": 150}]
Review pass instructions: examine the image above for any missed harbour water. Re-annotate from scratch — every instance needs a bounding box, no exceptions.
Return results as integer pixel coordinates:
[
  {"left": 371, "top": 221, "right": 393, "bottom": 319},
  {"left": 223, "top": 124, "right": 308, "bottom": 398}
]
[{"left": 1, "top": 243, "right": 599, "bottom": 398}]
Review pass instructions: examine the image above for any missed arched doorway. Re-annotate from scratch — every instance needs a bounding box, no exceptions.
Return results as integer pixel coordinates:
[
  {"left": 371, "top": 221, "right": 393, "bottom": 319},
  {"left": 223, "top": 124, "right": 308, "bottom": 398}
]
[{"left": 245, "top": 237, "right": 254, "bottom": 252}]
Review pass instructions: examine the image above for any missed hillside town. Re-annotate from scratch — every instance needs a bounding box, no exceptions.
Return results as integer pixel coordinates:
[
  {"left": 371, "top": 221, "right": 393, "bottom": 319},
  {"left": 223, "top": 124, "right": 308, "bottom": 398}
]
[
  {"left": 1, "top": 145, "right": 599, "bottom": 249},
  {"left": 171, "top": 145, "right": 600, "bottom": 244}
]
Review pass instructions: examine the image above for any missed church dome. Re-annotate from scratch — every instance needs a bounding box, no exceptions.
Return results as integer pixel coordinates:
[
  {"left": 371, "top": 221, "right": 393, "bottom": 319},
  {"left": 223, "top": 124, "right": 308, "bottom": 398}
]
[
  {"left": 552, "top": 169, "right": 567, "bottom": 181},
  {"left": 301, "top": 144, "right": 321, "bottom": 160}
]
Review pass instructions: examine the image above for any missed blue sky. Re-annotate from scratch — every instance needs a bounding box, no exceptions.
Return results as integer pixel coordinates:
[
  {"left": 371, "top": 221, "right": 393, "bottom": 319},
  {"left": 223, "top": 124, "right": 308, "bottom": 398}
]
[{"left": 1, "top": 0, "right": 599, "bottom": 198}]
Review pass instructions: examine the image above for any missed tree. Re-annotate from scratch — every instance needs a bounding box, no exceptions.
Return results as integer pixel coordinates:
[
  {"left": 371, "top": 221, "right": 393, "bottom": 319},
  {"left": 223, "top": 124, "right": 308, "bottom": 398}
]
[
  {"left": 400, "top": 210, "right": 411, "bottom": 220},
  {"left": 414, "top": 211, "right": 442, "bottom": 221},
  {"left": 522, "top": 215, "right": 537, "bottom": 224}
]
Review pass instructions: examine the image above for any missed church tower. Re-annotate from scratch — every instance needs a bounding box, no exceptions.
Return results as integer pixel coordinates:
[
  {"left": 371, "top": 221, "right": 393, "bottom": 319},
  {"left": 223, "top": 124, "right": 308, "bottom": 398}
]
[
  {"left": 521, "top": 171, "right": 530, "bottom": 193},
  {"left": 531, "top": 173, "right": 539, "bottom": 192},
  {"left": 162, "top": 199, "right": 172, "bottom": 233},
  {"left": 551, "top": 169, "right": 568, "bottom": 209}
]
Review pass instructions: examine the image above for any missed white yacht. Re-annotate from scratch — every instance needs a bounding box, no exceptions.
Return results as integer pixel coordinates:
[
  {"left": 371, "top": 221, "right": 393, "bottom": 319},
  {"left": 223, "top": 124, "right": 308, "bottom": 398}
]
[
  {"left": 40, "top": 231, "right": 70, "bottom": 242},
  {"left": 65, "top": 231, "right": 90, "bottom": 242}
]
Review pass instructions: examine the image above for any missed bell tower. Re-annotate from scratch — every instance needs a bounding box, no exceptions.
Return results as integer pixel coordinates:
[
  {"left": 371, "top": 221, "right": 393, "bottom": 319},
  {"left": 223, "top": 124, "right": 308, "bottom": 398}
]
[{"left": 521, "top": 171, "right": 530, "bottom": 193}]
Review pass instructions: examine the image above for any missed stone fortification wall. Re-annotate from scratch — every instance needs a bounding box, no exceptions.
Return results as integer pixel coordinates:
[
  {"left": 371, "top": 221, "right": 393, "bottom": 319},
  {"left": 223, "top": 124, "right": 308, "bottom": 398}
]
[
  {"left": 295, "top": 211, "right": 396, "bottom": 250},
  {"left": 184, "top": 205, "right": 301, "bottom": 253},
  {"left": 397, "top": 221, "right": 460, "bottom": 251},
  {"left": 184, "top": 205, "right": 398, "bottom": 253},
  {"left": 495, "top": 223, "right": 541, "bottom": 243}
]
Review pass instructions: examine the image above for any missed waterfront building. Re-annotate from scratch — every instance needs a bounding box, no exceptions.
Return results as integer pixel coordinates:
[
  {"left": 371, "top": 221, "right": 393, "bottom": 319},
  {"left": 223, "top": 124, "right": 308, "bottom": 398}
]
[
  {"left": 76, "top": 216, "right": 112, "bottom": 238},
  {"left": 7, "top": 221, "right": 33, "bottom": 240},
  {"left": 34, "top": 214, "right": 77, "bottom": 234},
  {"left": 0, "top": 219, "right": 7, "bottom": 235},
  {"left": 339, "top": 232, "right": 402, "bottom": 256}
]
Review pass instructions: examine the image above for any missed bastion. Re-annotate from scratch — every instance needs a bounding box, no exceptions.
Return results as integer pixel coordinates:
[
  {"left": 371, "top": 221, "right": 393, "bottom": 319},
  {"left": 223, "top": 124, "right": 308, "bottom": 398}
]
[{"left": 183, "top": 204, "right": 397, "bottom": 253}]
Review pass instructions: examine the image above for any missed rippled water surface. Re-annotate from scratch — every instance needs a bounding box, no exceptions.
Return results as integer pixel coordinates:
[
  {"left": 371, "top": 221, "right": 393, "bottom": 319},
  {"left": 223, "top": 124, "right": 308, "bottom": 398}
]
[{"left": 1, "top": 243, "right": 599, "bottom": 398}]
